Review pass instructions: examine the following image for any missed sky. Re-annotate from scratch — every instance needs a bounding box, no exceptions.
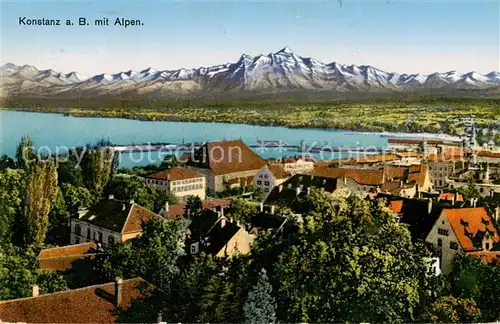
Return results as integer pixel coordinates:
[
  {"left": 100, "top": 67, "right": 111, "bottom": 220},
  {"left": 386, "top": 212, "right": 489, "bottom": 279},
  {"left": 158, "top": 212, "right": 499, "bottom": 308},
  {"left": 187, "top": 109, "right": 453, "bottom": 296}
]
[{"left": 1, "top": 0, "right": 499, "bottom": 76}]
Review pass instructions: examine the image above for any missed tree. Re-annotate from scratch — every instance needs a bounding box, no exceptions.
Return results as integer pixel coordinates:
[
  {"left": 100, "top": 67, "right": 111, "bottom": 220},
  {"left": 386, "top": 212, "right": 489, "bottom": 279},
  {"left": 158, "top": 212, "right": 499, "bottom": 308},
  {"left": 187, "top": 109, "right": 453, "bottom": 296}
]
[
  {"left": 448, "top": 255, "right": 500, "bottom": 322},
  {"left": 0, "top": 244, "right": 67, "bottom": 300},
  {"left": 184, "top": 195, "right": 203, "bottom": 219},
  {"left": 255, "top": 189, "right": 430, "bottom": 323},
  {"left": 420, "top": 296, "right": 481, "bottom": 323},
  {"left": 15, "top": 136, "right": 36, "bottom": 170},
  {"left": 60, "top": 183, "right": 93, "bottom": 214},
  {"left": 80, "top": 143, "right": 117, "bottom": 196},
  {"left": 160, "top": 155, "right": 180, "bottom": 169},
  {"left": 228, "top": 198, "right": 257, "bottom": 228},
  {"left": 0, "top": 155, "right": 16, "bottom": 171},
  {"left": 22, "top": 160, "right": 58, "bottom": 248},
  {"left": 457, "top": 181, "right": 481, "bottom": 202},
  {"left": 243, "top": 268, "right": 277, "bottom": 324},
  {"left": 0, "top": 168, "right": 24, "bottom": 246}
]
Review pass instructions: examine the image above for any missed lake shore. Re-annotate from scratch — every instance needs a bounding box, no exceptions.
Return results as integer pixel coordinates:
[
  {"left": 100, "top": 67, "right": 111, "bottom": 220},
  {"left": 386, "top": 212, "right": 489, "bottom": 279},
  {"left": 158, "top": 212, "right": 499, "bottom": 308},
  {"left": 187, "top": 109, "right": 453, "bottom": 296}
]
[{"left": 0, "top": 106, "right": 463, "bottom": 142}]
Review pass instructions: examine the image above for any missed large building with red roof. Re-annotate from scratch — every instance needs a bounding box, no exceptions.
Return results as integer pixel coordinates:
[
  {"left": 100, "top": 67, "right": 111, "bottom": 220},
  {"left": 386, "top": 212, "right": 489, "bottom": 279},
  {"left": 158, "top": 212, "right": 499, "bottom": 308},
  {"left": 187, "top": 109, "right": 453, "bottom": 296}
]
[
  {"left": 425, "top": 207, "right": 500, "bottom": 273},
  {"left": 144, "top": 167, "right": 206, "bottom": 201}
]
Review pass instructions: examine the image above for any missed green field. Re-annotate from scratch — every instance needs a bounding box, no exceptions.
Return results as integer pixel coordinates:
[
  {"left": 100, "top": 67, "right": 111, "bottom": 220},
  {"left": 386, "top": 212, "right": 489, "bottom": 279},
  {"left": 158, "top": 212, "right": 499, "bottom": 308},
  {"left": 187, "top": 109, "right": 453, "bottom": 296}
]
[{"left": 2, "top": 96, "right": 499, "bottom": 140}]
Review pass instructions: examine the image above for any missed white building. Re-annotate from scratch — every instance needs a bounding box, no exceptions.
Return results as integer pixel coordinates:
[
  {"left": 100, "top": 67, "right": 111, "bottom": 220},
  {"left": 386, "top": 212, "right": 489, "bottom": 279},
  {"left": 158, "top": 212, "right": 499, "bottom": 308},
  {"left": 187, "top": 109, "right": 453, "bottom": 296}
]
[
  {"left": 253, "top": 164, "right": 291, "bottom": 196},
  {"left": 144, "top": 167, "right": 206, "bottom": 201},
  {"left": 70, "top": 198, "right": 164, "bottom": 247}
]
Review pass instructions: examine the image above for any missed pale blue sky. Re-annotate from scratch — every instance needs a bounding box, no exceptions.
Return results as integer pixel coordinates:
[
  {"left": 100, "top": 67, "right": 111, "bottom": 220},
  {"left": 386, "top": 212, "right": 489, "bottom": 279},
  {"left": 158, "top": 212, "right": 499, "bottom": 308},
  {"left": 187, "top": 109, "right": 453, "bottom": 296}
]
[{"left": 1, "top": 0, "right": 499, "bottom": 75}]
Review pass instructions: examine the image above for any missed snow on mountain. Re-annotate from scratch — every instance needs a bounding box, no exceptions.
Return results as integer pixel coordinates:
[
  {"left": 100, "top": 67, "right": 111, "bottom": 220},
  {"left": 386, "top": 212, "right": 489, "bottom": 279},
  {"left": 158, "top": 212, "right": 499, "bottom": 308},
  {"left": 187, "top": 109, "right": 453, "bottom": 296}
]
[{"left": 1, "top": 47, "right": 499, "bottom": 97}]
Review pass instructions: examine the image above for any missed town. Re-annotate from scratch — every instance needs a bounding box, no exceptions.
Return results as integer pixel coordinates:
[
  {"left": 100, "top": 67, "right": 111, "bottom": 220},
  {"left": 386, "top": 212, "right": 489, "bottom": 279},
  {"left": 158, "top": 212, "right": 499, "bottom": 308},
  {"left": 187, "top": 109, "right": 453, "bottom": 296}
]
[{"left": 0, "top": 134, "right": 499, "bottom": 323}]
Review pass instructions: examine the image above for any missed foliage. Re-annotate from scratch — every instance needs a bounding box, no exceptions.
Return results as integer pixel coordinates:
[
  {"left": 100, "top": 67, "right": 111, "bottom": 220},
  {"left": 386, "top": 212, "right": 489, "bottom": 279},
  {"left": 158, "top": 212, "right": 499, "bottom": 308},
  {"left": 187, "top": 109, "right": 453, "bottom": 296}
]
[
  {"left": 0, "top": 244, "right": 67, "bottom": 300},
  {"left": 46, "top": 188, "right": 70, "bottom": 245},
  {"left": 104, "top": 176, "right": 176, "bottom": 212},
  {"left": 15, "top": 136, "right": 36, "bottom": 170},
  {"left": 184, "top": 195, "right": 203, "bottom": 219},
  {"left": 457, "top": 181, "right": 481, "bottom": 202},
  {"left": 228, "top": 198, "right": 257, "bottom": 228},
  {"left": 420, "top": 296, "right": 481, "bottom": 323},
  {"left": 60, "top": 183, "right": 93, "bottom": 214},
  {"left": 0, "top": 155, "right": 16, "bottom": 170},
  {"left": 448, "top": 255, "right": 500, "bottom": 322},
  {"left": 160, "top": 155, "right": 180, "bottom": 169},
  {"left": 22, "top": 159, "right": 58, "bottom": 249},
  {"left": 243, "top": 268, "right": 276, "bottom": 324},
  {"left": 80, "top": 144, "right": 116, "bottom": 196},
  {"left": 0, "top": 168, "right": 24, "bottom": 246},
  {"left": 254, "top": 190, "right": 430, "bottom": 323}
]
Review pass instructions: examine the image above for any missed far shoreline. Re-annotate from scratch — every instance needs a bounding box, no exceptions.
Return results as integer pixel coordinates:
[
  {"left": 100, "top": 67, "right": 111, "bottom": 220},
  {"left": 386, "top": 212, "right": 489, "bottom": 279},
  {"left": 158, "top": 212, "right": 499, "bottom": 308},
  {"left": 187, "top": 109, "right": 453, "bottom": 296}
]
[{"left": 0, "top": 107, "right": 463, "bottom": 143}]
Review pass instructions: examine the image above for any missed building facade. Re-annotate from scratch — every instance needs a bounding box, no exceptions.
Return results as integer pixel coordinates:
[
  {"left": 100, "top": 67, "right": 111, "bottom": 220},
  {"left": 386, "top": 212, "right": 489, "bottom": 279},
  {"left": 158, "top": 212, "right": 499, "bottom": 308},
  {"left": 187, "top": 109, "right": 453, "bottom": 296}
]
[{"left": 144, "top": 167, "right": 206, "bottom": 201}]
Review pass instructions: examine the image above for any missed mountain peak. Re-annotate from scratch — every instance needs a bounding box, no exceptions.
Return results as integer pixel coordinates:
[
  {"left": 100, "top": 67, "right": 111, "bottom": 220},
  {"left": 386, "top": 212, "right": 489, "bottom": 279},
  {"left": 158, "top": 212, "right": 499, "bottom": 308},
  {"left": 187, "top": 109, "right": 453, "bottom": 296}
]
[{"left": 276, "top": 46, "right": 294, "bottom": 54}]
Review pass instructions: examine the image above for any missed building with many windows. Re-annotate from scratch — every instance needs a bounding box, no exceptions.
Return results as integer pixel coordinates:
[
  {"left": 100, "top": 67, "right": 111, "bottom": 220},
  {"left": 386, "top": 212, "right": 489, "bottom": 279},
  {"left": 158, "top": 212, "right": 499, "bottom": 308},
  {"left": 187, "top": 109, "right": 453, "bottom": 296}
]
[
  {"left": 253, "top": 164, "right": 291, "bottom": 196},
  {"left": 144, "top": 167, "right": 206, "bottom": 201},
  {"left": 70, "top": 197, "right": 164, "bottom": 247}
]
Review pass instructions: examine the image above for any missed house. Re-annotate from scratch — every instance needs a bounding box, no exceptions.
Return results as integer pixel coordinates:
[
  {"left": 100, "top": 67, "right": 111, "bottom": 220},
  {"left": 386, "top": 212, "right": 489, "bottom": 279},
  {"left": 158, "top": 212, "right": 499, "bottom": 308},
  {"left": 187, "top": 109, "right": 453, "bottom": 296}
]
[
  {"left": 144, "top": 167, "right": 206, "bottom": 201},
  {"left": 466, "top": 251, "right": 500, "bottom": 264},
  {"left": 185, "top": 140, "right": 266, "bottom": 192},
  {"left": 264, "top": 173, "right": 342, "bottom": 209},
  {"left": 0, "top": 278, "right": 151, "bottom": 323},
  {"left": 425, "top": 207, "right": 500, "bottom": 273},
  {"left": 427, "top": 154, "right": 467, "bottom": 188},
  {"left": 70, "top": 197, "right": 164, "bottom": 247},
  {"left": 38, "top": 242, "right": 100, "bottom": 272},
  {"left": 312, "top": 167, "right": 384, "bottom": 198},
  {"left": 188, "top": 210, "right": 255, "bottom": 258},
  {"left": 159, "top": 199, "right": 231, "bottom": 220},
  {"left": 253, "top": 164, "right": 291, "bottom": 196},
  {"left": 270, "top": 156, "right": 314, "bottom": 175},
  {"left": 378, "top": 193, "right": 444, "bottom": 242},
  {"left": 439, "top": 192, "right": 464, "bottom": 205}
]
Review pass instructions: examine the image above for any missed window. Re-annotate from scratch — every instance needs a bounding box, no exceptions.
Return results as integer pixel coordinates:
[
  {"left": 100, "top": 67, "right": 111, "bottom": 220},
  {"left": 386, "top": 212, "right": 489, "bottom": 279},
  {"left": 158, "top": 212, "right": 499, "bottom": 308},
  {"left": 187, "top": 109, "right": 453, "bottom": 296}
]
[
  {"left": 265, "top": 188, "right": 269, "bottom": 192},
  {"left": 438, "top": 228, "right": 449, "bottom": 236},
  {"left": 87, "top": 228, "right": 91, "bottom": 239},
  {"left": 98, "top": 232, "right": 103, "bottom": 243},
  {"left": 264, "top": 174, "right": 268, "bottom": 179},
  {"left": 257, "top": 181, "right": 262, "bottom": 185},
  {"left": 485, "top": 242, "right": 490, "bottom": 250},
  {"left": 480, "top": 188, "right": 484, "bottom": 193},
  {"left": 437, "top": 238, "right": 442, "bottom": 247},
  {"left": 108, "top": 235, "right": 115, "bottom": 245},
  {"left": 265, "top": 181, "right": 269, "bottom": 186},
  {"left": 75, "top": 224, "right": 81, "bottom": 236},
  {"left": 259, "top": 174, "right": 263, "bottom": 178},
  {"left": 75, "top": 237, "right": 80, "bottom": 244},
  {"left": 449, "top": 242, "right": 459, "bottom": 250}
]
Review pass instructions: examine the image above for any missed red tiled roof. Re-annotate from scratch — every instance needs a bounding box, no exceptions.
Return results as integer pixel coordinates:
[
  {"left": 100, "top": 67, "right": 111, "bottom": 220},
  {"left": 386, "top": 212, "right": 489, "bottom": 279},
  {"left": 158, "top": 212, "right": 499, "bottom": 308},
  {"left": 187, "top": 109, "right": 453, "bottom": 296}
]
[
  {"left": 38, "top": 242, "right": 98, "bottom": 271},
  {"left": 312, "top": 167, "right": 385, "bottom": 186},
  {"left": 146, "top": 167, "right": 202, "bottom": 181},
  {"left": 267, "top": 164, "right": 291, "bottom": 180},
  {"left": 444, "top": 208, "right": 500, "bottom": 251},
  {"left": 190, "top": 140, "right": 266, "bottom": 175},
  {"left": 466, "top": 251, "right": 500, "bottom": 264},
  {"left": 388, "top": 200, "right": 404, "bottom": 213},
  {"left": 0, "top": 278, "right": 150, "bottom": 323},
  {"left": 166, "top": 199, "right": 231, "bottom": 220},
  {"left": 439, "top": 192, "right": 464, "bottom": 202},
  {"left": 122, "top": 204, "right": 164, "bottom": 234},
  {"left": 476, "top": 150, "right": 500, "bottom": 158}
]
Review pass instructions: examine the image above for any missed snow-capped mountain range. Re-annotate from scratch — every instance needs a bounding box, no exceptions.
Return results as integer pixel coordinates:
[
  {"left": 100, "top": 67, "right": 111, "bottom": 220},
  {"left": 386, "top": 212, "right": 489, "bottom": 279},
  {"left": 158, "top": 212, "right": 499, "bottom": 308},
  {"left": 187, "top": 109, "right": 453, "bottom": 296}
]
[{"left": 2, "top": 47, "right": 500, "bottom": 98}]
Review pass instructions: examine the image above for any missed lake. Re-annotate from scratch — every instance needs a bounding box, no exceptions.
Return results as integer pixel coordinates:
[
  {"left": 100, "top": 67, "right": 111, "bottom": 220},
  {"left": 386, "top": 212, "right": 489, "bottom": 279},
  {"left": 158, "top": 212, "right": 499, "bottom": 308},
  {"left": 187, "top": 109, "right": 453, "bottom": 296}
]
[{"left": 0, "top": 110, "right": 439, "bottom": 168}]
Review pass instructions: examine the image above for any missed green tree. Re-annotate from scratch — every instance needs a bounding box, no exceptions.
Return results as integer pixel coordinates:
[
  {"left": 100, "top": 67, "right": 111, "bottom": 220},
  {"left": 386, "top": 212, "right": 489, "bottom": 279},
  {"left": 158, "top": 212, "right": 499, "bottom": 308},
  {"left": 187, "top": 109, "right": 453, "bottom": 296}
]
[
  {"left": 457, "top": 181, "right": 481, "bottom": 202},
  {"left": 243, "top": 268, "right": 276, "bottom": 324},
  {"left": 22, "top": 160, "right": 58, "bottom": 248},
  {"left": 160, "top": 155, "right": 180, "bottom": 169},
  {"left": 80, "top": 144, "right": 116, "bottom": 196},
  {"left": 0, "top": 168, "right": 24, "bottom": 246},
  {"left": 420, "top": 296, "right": 481, "bottom": 323},
  {"left": 228, "top": 198, "right": 257, "bottom": 228},
  {"left": 15, "top": 136, "right": 36, "bottom": 170},
  {"left": 256, "top": 189, "right": 430, "bottom": 323},
  {"left": 0, "top": 154, "right": 16, "bottom": 170},
  {"left": 184, "top": 195, "right": 203, "bottom": 219},
  {"left": 60, "top": 183, "right": 93, "bottom": 214},
  {"left": 448, "top": 255, "right": 500, "bottom": 321},
  {"left": 46, "top": 188, "right": 70, "bottom": 245}
]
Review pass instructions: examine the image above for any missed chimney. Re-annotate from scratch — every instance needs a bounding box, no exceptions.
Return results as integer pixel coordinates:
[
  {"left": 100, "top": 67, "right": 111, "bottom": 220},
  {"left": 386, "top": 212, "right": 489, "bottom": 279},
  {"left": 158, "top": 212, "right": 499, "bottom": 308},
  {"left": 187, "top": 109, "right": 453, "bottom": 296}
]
[
  {"left": 473, "top": 198, "right": 477, "bottom": 208},
  {"left": 278, "top": 184, "right": 283, "bottom": 193},
  {"left": 295, "top": 186, "right": 301, "bottom": 196},
  {"left": 427, "top": 198, "right": 433, "bottom": 214},
  {"left": 495, "top": 206, "right": 500, "bottom": 223},
  {"left": 165, "top": 201, "right": 169, "bottom": 213},
  {"left": 307, "top": 187, "right": 311, "bottom": 195},
  {"left": 220, "top": 216, "right": 226, "bottom": 228},
  {"left": 129, "top": 199, "right": 135, "bottom": 205},
  {"left": 259, "top": 202, "right": 264, "bottom": 212},
  {"left": 122, "top": 204, "right": 126, "bottom": 211},
  {"left": 108, "top": 194, "right": 114, "bottom": 200},
  {"left": 270, "top": 205, "right": 275, "bottom": 214},
  {"left": 32, "top": 285, "right": 39, "bottom": 297},
  {"left": 167, "top": 174, "right": 171, "bottom": 181},
  {"left": 400, "top": 180, "right": 404, "bottom": 187},
  {"left": 451, "top": 195, "right": 455, "bottom": 206},
  {"left": 157, "top": 311, "right": 163, "bottom": 324},
  {"left": 114, "top": 277, "right": 123, "bottom": 307},
  {"left": 220, "top": 206, "right": 224, "bottom": 217}
]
